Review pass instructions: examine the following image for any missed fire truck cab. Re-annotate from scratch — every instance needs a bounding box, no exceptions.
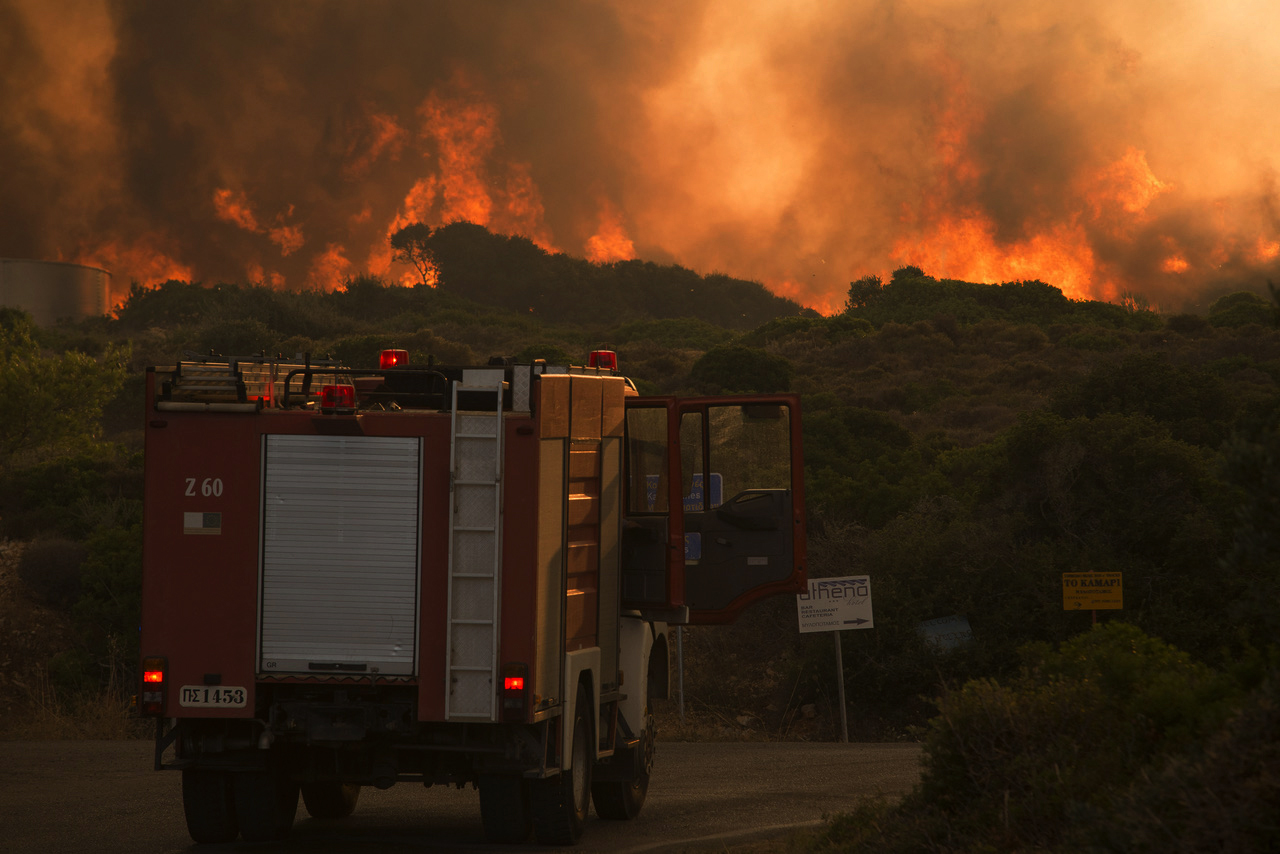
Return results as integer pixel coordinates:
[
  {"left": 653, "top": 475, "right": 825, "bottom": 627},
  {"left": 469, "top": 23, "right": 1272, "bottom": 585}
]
[{"left": 139, "top": 350, "right": 806, "bottom": 845}]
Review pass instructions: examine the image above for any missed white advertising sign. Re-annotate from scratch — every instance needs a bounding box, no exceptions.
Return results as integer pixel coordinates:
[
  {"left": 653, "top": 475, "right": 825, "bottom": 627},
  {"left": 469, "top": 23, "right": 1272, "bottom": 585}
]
[{"left": 796, "top": 575, "right": 873, "bottom": 634}]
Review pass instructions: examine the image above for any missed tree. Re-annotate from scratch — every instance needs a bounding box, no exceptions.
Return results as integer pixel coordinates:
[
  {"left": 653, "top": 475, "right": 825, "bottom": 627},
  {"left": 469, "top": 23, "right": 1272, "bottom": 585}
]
[
  {"left": 844, "top": 274, "right": 884, "bottom": 311},
  {"left": 0, "top": 309, "right": 128, "bottom": 473},
  {"left": 390, "top": 223, "right": 436, "bottom": 287}
]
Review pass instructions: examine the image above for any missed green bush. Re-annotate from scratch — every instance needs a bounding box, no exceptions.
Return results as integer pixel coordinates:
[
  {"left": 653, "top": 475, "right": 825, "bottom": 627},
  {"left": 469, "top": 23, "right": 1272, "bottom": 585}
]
[
  {"left": 0, "top": 308, "right": 128, "bottom": 472},
  {"left": 192, "top": 316, "right": 276, "bottom": 357},
  {"left": 811, "top": 624, "right": 1251, "bottom": 854},
  {"left": 49, "top": 521, "right": 145, "bottom": 695},
  {"left": 689, "top": 345, "right": 793, "bottom": 393},
  {"left": 1208, "top": 291, "right": 1272, "bottom": 328},
  {"left": 0, "top": 446, "right": 142, "bottom": 539},
  {"left": 1082, "top": 667, "right": 1280, "bottom": 853}
]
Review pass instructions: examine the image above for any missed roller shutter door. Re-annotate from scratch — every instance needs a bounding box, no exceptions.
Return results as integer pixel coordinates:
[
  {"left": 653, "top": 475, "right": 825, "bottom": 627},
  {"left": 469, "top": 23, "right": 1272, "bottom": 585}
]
[{"left": 260, "top": 435, "right": 421, "bottom": 676}]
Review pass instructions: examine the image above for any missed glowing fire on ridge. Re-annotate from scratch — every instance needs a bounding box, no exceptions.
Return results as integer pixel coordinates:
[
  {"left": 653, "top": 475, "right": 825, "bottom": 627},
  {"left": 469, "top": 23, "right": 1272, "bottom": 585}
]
[
  {"left": 585, "top": 199, "right": 636, "bottom": 263},
  {"left": 8, "top": 3, "right": 1280, "bottom": 317},
  {"left": 74, "top": 240, "right": 193, "bottom": 309},
  {"left": 62, "top": 52, "right": 1280, "bottom": 312},
  {"left": 892, "top": 63, "right": 1180, "bottom": 303}
]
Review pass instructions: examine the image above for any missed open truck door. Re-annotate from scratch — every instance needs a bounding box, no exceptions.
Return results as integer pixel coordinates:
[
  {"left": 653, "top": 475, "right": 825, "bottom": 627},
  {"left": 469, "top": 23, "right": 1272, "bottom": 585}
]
[{"left": 620, "top": 394, "right": 807, "bottom": 624}]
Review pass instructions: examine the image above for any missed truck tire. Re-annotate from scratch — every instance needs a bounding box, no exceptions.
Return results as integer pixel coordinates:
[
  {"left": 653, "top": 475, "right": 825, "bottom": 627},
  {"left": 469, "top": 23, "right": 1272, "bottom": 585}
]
[
  {"left": 301, "top": 781, "right": 361, "bottom": 820},
  {"left": 591, "top": 701, "right": 655, "bottom": 819},
  {"left": 234, "top": 768, "right": 299, "bottom": 842},
  {"left": 478, "top": 774, "right": 532, "bottom": 843},
  {"left": 181, "top": 769, "right": 238, "bottom": 843},
  {"left": 530, "top": 684, "right": 593, "bottom": 845}
]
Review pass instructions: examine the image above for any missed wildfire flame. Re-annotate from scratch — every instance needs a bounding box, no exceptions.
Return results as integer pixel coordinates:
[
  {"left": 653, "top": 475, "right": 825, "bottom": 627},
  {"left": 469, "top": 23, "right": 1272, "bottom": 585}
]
[
  {"left": 585, "top": 199, "right": 636, "bottom": 263},
  {"left": 74, "top": 241, "right": 193, "bottom": 309}
]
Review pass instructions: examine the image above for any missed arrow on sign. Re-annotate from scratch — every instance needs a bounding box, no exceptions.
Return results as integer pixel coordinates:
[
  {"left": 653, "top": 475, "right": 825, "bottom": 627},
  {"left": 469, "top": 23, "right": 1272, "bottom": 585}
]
[{"left": 843, "top": 618, "right": 870, "bottom": 626}]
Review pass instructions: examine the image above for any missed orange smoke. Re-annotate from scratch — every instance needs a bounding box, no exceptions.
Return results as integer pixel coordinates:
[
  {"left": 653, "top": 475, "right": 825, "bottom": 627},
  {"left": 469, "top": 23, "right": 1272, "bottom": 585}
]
[
  {"left": 213, "top": 188, "right": 260, "bottom": 232},
  {"left": 1255, "top": 238, "right": 1280, "bottom": 263},
  {"left": 75, "top": 240, "right": 194, "bottom": 308},
  {"left": 344, "top": 112, "right": 408, "bottom": 178},
  {"left": 1087, "top": 147, "right": 1171, "bottom": 219},
  {"left": 306, "top": 244, "right": 351, "bottom": 291},
  {"left": 214, "top": 189, "right": 305, "bottom": 257},
  {"left": 17, "top": 3, "right": 1279, "bottom": 318}
]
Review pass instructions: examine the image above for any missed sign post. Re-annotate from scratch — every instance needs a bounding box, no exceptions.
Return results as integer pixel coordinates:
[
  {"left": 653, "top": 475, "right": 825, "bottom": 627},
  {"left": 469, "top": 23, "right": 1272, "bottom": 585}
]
[
  {"left": 797, "top": 576, "right": 874, "bottom": 743},
  {"left": 1062, "top": 572, "right": 1123, "bottom": 624}
]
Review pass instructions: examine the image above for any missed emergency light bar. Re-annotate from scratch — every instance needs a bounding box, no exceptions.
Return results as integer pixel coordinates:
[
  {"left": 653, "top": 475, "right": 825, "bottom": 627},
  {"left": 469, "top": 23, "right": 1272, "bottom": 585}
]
[
  {"left": 320, "top": 384, "right": 356, "bottom": 412},
  {"left": 589, "top": 350, "right": 618, "bottom": 371},
  {"left": 380, "top": 349, "right": 409, "bottom": 369}
]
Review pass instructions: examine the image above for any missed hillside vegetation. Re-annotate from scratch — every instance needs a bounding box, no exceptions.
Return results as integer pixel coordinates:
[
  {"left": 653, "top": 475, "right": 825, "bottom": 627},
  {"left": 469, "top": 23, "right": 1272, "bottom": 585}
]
[{"left": 2, "top": 227, "right": 1279, "bottom": 849}]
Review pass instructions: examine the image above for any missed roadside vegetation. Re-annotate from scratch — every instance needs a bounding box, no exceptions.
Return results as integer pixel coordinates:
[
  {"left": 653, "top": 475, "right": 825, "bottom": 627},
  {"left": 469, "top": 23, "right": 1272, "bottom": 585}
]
[{"left": 1, "top": 224, "right": 1278, "bottom": 848}]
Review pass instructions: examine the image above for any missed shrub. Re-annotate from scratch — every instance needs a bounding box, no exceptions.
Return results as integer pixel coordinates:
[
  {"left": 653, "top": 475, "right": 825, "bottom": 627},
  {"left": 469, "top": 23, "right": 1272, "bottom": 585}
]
[
  {"left": 689, "top": 345, "right": 793, "bottom": 393},
  {"left": 0, "top": 447, "right": 142, "bottom": 540},
  {"left": 1082, "top": 668, "right": 1280, "bottom": 853},
  {"left": 810, "top": 625, "right": 1251, "bottom": 854},
  {"left": 17, "top": 538, "right": 88, "bottom": 608},
  {"left": 192, "top": 316, "right": 275, "bottom": 357},
  {"left": 914, "top": 624, "right": 1242, "bottom": 850},
  {"left": 1208, "top": 291, "right": 1272, "bottom": 328},
  {"left": 51, "top": 521, "right": 145, "bottom": 695}
]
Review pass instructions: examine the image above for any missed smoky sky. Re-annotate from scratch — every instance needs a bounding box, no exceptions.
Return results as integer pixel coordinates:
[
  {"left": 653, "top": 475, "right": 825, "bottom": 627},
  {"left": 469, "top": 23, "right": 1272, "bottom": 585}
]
[{"left": 2, "top": 0, "right": 1278, "bottom": 313}]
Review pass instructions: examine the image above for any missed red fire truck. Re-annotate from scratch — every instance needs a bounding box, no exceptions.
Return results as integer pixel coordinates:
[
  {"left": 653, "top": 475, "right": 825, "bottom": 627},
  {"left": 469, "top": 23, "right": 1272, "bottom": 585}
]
[{"left": 138, "top": 349, "right": 806, "bottom": 845}]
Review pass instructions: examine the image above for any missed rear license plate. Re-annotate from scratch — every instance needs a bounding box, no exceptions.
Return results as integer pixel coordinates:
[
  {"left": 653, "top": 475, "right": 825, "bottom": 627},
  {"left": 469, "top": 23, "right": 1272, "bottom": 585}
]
[{"left": 179, "top": 685, "right": 247, "bottom": 708}]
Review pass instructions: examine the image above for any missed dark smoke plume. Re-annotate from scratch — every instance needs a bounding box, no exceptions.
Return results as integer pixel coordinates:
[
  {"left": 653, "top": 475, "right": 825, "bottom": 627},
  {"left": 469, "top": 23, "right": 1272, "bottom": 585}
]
[{"left": 2, "top": 0, "right": 1278, "bottom": 313}]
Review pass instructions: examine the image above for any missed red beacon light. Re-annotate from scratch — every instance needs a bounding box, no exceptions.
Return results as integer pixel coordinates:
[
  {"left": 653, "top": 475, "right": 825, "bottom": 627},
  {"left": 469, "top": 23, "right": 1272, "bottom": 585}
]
[
  {"left": 589, "top": 349, "right": 618, "bottom": 372},
  {"left": 380, "top": 349, "right": 409, "bottom": 370},
  {"left": 320, "top": 384, "right": 357, "bottom": 413}
]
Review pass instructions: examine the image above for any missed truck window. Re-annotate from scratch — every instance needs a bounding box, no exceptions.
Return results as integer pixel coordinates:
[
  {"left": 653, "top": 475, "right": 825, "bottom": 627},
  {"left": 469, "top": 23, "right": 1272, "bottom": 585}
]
[
  {"left": 626, "top": 406, "right": 668, "bottom": 513},
  {"left": 706, "top": 403, "right": 791, "bottom": 501},
  {"left": 679, "top": 411, "right": 704, "bottom": 511}
]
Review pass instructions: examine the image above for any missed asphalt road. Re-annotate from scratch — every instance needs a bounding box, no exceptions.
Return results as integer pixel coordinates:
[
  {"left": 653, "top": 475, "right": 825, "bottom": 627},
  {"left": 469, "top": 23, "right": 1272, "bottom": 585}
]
[{"left": 0, "top": 739, "right": 921, "bottom": 853}]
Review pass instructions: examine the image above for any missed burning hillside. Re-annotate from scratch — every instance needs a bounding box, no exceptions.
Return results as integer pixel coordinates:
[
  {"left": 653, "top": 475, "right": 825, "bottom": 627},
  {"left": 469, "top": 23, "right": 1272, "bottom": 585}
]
[{"left": 1, "top": 0, "right": 1277, "bottom": 314}]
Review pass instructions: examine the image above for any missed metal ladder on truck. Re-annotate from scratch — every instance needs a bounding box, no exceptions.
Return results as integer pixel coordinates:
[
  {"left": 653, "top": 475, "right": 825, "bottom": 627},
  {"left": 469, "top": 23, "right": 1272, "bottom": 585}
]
[{"left": 445, "top": 374, "right": 506, "bottom": 720}]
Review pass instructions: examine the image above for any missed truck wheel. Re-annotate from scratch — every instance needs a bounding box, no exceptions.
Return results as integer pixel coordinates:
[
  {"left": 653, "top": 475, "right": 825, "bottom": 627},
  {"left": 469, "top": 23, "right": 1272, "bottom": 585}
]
[
  {"left": 591, "top": 701, "right": 655, "bottom": 819},
  {"left": 234, "top": 768, "right": 299, "bottom": 842},
  {"left": 531, "top": 684, "right": 593, "bottom": 845},
  {"left": 479, "top": 774, "right": 532, "bottom": 843},
  {"left": 301, "top": 781, "right": 361, "bottom": 820},
  {"left": 182, "top": 769, "right": 238, "bottom": 843}
]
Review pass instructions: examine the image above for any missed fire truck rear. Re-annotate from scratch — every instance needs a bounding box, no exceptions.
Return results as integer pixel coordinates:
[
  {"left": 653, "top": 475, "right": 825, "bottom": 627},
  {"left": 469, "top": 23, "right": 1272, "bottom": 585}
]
[{"left": 138, "top": 349, "right": 806, "bottom": 845}]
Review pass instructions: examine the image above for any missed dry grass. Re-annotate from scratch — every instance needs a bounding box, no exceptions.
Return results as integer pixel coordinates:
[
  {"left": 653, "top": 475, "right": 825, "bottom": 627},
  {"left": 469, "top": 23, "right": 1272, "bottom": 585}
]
[
  {"left": 2, "top": 666, "right": 149, "bottom": 740},
  {"left": 1, "top": 538, "right": 147, "bottom": 741}
]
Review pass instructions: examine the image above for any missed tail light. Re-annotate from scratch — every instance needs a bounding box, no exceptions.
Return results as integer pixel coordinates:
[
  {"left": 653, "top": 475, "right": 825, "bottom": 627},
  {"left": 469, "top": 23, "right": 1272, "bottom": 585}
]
[
  {"left": 320, "top": 384, "right": 356, "bottom": 412},
  {"left": 140, "top": 656, "right": 167, "bottom": 716},
  {"left": 501, "top": 662, "right": 530, "bottom": 722},
  {"left": 589, "top": 350, "right": 618, "bottom": 371},
  {"left": 380, "top": 349, "right": 409, "bottom": 369}
]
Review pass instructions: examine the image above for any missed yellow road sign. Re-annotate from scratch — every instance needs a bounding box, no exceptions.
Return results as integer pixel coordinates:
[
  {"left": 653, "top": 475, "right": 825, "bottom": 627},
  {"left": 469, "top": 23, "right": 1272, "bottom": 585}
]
[{"left": 1062, "top": 572, "right": 1123, "bottom": 610}]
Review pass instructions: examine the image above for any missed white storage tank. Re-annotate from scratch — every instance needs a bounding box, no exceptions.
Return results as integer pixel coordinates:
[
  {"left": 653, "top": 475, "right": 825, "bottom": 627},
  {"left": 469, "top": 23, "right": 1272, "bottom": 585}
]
[{"left": 0, "top": 259, "right": 111, "bottom": 326}]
